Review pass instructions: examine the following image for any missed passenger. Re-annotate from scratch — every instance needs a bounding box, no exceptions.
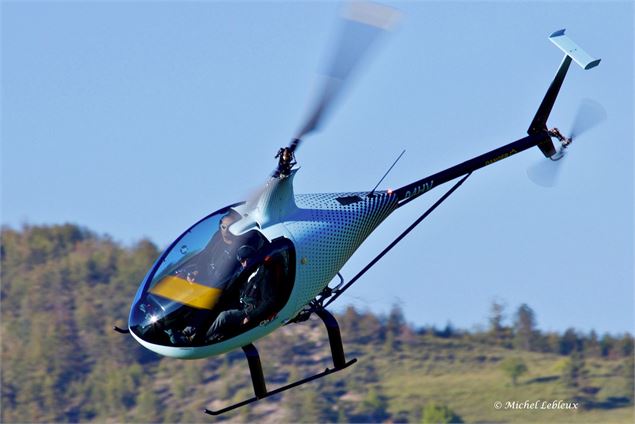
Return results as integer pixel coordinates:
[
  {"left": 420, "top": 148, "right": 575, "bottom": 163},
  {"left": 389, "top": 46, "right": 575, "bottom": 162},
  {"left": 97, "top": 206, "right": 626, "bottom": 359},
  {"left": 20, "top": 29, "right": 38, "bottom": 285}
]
[{"left": 206, "top": 245, "right": 278, "bottom": 342}]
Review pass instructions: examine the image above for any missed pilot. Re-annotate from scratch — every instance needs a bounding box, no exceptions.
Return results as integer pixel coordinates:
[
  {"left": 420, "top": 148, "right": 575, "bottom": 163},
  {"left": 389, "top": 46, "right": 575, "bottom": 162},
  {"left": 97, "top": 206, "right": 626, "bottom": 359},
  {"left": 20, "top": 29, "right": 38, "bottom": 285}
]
[
  {"left": 177, "top": 211, "right": 242, "bottom": 286},
  {"left": 206, "top": 245, "right": 277, "bottom": 342},
  {"left": 208, "top": 211, "right": 242, "bottom": 280}
]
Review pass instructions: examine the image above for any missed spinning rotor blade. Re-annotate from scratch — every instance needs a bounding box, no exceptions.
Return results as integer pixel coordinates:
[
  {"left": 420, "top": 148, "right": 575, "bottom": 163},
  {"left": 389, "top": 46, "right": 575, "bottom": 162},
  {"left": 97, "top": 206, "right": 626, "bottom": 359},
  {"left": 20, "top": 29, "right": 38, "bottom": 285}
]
[
  {"left": 527, "top": 155, "right": 565, "bottom": 187},
  {"left": 570, "top": 98, "right": 607, "bottom": 140},
  {"left": 527, "top": 99, "right": 606, "bottom": 188},
  {"left": 252, "top": 3, "right": 400, "bottom": 204},
  {"left": 291, "top": 1, "right": 400, "bottom": 151}
]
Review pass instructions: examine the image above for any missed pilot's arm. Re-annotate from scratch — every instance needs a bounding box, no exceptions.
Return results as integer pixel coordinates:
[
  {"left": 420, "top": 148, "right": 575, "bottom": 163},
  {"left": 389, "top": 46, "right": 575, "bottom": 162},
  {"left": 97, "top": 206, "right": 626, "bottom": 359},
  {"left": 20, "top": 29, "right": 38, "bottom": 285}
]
[{"left": 244, "top": 267, "right": 276, "bottom": 324}]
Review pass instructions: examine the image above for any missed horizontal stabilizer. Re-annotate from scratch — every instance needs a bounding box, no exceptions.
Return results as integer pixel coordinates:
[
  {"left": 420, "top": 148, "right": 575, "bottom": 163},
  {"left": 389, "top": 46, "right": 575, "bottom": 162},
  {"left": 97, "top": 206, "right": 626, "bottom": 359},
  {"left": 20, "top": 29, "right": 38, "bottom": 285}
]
[
  {"left": 528, "top": 29, "right": 601, "bottom": 140},
  {"left": 549, "top": 29, "right": 601, "bottom": 70}
]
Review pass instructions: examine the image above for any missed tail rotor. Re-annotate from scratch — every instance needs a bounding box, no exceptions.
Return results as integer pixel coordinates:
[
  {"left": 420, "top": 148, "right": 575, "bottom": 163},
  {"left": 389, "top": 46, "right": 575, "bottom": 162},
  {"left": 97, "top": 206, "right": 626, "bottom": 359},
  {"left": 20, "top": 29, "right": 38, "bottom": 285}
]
[{"left": 527, "top": 98, "right": 606, "bottom": 187}]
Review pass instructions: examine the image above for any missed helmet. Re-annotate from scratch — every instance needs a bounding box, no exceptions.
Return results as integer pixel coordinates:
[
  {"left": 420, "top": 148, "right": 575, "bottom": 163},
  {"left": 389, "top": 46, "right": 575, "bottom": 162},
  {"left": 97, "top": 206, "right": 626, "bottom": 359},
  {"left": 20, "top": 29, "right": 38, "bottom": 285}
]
[{"left": 236, "top": 245, "right": 256, "bottom": 262}]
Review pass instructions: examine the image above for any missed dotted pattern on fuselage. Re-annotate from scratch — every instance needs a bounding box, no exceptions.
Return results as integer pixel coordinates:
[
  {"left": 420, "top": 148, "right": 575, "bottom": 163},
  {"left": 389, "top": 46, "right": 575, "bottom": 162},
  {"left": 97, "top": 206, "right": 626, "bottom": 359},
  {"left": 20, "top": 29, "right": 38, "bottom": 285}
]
[{"left": 285, "top": 191, "right": 399, "bottom": 312}]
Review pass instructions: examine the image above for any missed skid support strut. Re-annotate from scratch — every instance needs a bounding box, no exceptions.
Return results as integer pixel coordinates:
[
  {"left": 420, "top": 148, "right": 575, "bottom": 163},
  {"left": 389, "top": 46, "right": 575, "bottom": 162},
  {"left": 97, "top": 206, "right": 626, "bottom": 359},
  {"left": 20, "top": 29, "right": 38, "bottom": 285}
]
[
  {"left": 316, "top": 308, "right": 346, "bottom": 369},
  {"left": 242, "top": 344, "right": 267, "bottom": 399},
  {"left": 204, "top": 308, "right": 356, "bottom": 416}
]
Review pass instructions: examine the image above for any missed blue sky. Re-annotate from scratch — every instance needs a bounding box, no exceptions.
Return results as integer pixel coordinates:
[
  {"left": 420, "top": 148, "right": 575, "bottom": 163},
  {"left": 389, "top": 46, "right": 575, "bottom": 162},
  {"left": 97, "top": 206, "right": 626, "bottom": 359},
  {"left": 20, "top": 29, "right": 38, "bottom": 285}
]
[{"left": 2, "top": 1, "right": 633, "bottom": 334}]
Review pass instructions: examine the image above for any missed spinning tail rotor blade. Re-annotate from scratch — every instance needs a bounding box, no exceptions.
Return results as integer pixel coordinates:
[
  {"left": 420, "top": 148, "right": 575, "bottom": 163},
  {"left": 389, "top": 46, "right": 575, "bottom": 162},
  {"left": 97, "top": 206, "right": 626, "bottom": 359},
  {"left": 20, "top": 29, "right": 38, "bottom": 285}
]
[
  {"left": 570, "top": 98, "right": 607, "bottom": 140},
  {"left": 292, "top": 1, "right": 400, "bottom": 149},
  {"left": 527, "top": 155, "right": 565, "bottom": 187},
  {"left": 527, "top": 98, "right": 606, "bottom": 188}
]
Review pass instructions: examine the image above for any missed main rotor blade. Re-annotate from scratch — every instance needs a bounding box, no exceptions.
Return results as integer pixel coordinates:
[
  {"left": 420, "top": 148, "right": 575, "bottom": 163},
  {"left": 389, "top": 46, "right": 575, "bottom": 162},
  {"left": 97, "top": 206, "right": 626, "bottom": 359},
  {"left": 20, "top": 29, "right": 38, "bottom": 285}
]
[
  {"left": 292, "top": 1, "right": 400, "bottom": 149},
  {"left": 570, "top": 98, "right": 607, "bottom": 139}
]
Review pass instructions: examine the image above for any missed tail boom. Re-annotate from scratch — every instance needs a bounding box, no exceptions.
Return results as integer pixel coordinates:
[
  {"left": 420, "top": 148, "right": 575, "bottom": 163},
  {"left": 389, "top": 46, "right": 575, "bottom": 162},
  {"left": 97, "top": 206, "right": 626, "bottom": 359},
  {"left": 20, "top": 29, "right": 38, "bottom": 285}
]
[
  {"left": 395, "top": 29, "right": 601, "bottom": 206},
  {"left": 394, "top": 132, "right": 546, "bottom": 206}
]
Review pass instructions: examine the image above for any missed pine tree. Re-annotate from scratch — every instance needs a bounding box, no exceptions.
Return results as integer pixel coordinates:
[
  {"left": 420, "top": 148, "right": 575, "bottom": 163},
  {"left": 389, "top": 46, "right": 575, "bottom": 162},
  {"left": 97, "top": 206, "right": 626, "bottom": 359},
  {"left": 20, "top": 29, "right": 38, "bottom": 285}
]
[
  {"left": 489, "top": 300, "right": 506, "bottom": 344},
  {"left": 623, "top": 354, "right": 634, "bottom": 402},
  {"left": 561, "top": 351, "right": 586, "bottom": 390},
  {"left": 385, "top": 303, "right": 405, "bottom": 352},
  {"left": 585, "top": 330, "right": 602, "bottom": 357},
  {"left": 560, "top": 328, "right": 579, "bottom": 355},
  {"left": 136, "top": 387, "right": 160, "bottom": 423},
  {"left": 513, "top": 304, "right": 537, "bottom": 351},
  {"left": 301, "top": 387, "right": 321, "bottom": 423}
]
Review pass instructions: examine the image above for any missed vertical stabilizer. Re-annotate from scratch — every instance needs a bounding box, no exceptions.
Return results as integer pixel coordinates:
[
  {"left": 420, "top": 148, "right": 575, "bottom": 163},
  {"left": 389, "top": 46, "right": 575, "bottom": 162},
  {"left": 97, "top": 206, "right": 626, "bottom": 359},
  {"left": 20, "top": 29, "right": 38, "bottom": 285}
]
[{"left": 528, "top": 29, "right": 601, "bottom": 158}]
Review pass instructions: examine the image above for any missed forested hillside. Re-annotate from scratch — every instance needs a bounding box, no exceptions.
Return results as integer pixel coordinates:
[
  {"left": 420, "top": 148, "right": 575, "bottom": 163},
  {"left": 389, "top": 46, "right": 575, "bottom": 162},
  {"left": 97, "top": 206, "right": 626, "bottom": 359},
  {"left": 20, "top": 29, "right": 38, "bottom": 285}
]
[{"left": 1, "top": 224, "right": 633, "bottom": 423}]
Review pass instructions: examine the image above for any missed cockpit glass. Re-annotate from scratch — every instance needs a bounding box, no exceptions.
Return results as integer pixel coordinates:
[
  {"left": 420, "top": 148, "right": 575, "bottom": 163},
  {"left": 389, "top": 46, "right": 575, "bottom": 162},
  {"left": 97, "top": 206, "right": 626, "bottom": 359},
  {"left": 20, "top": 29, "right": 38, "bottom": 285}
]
[{"left": 129, "top": 208, "right": 295, "bottom": 347}]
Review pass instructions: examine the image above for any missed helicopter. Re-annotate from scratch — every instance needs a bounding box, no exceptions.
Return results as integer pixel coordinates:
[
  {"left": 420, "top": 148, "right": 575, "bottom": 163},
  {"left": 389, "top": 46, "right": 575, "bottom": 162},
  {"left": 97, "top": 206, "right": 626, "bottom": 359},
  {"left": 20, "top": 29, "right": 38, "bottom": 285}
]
[{"left": 113, "top": 2, "right": 601, "bottom": 416}]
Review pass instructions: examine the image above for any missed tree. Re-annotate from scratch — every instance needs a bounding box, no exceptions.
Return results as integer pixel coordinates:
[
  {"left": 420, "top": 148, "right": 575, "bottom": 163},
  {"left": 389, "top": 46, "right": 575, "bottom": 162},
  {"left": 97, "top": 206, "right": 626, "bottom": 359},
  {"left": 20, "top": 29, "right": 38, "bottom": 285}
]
[
  {"left": 616, "top": 333, "right": 634, "bottom": 357},
  {"left": 623, "top": 354, "right": 634, "bottom": 402},
  {"left": 600, "top": 333, "right": 617, "bottom": 358},
  {"left": 560, "top": 328, "right": 579, "bottom": 355},
  {"left": 501, "top": 357, "right": 528, "bottom": 386},
  {"left": 357, "top": 385, "right": 389, "bottom": 422},
  {"left": 357, "top": 311, "right": 384, "bottom": 344},
  {"left": 336, "top": 402, "right": 349, "bottom": 423},
  {"left": 422, "top": 403, "right": 463, "bottom": 424},
  {"left": 584, "top": 330, "right": 601, "bottom": 357},
  {"left": 489, "top": 300, "right": 506, "bottom": 343},
  {"left": 340, "top": 306, "right": 361, "bottom": 341},
  {"left": 561, "top": 351, "right": 586, "bottom": 390},
  {"left": 513, "top": 304, "right": 537, "bottom": 351},
  {"left": 438, "top": 321, "right": 455, "bottom": 338},
  {"left": 300, "top": 387, "right": 324, "bottom": 423},
  {"left": 135, "top": 387, "right": 160, "bottom": 423},
  {"left": 385, "top": 303, "right": 405, "bottom": 352}
]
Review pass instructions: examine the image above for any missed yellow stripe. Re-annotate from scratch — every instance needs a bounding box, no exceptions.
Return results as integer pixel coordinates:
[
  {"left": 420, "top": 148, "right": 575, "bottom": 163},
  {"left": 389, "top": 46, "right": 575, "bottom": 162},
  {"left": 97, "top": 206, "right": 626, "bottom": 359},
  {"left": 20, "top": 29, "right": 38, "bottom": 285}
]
[{"left": 149, "top": 276, "right": 222, "bottom": 310}]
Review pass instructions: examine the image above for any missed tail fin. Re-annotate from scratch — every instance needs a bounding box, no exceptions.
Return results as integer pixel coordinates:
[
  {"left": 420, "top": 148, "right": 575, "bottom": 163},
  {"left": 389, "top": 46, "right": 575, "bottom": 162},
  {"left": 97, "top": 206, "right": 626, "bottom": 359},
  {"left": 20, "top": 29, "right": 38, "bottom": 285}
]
[{"left": 528, "top": 29, "right": 601, "bottom": 158}]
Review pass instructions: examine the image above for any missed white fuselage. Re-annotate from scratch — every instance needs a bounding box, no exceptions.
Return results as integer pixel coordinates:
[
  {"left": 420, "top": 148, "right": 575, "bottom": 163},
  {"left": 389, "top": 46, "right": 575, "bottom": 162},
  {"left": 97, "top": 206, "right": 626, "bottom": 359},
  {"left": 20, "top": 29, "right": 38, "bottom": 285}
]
[{"left": 130, "top": 172, "right": 399, "bottom": 359}]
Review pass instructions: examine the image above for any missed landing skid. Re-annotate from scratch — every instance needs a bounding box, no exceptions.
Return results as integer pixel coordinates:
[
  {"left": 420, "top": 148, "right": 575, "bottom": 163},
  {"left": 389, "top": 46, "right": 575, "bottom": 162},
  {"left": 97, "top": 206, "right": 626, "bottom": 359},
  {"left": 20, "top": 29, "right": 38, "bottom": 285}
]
[{"left": 204, "top": 308, "right": 356, "bottom": 416}]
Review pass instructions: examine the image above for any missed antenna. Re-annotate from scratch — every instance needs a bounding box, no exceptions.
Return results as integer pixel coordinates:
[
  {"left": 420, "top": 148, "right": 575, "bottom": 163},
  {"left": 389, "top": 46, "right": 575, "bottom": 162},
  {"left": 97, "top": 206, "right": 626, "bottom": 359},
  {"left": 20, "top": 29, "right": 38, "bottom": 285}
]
[{"left": 367, "top": 149, "right": 406, "bottom": 197}]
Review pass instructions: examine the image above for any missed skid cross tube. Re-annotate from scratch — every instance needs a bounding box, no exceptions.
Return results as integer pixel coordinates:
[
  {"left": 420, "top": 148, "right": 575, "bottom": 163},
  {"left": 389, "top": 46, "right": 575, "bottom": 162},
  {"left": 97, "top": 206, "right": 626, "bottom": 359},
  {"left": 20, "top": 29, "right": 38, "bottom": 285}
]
[{"left": 204, "top": 308, "right": 356, "bottom": 416}]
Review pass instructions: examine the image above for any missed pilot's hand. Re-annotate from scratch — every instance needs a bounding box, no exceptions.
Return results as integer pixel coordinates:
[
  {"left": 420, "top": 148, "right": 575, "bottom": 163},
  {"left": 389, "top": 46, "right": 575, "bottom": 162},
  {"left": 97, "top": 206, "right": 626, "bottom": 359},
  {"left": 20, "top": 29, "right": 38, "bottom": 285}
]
[{"left": 242, "top": 316, "right": 249, "bottom": 325}]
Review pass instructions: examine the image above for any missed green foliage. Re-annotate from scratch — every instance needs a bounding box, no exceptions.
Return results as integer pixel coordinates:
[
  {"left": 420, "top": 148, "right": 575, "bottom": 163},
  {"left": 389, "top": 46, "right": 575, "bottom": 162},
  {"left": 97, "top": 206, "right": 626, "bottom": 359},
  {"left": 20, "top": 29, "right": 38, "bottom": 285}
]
[
  {"left": 560, "top": 328, "right": 580, "bottom": 355},
  {"left": 363, "top": 386, "right": 387, "bottom": 411},
  {"left": 514, "top": 303, "right": 537, "bottom": 351},
  {"left": 561, "top": 352, "right": 587, "bottom": 390},
  {"left": 1, "top": 224, "right": 159, "bottom": 423},
  {"left": 422, "top": 402, "right": 463, "bottom": 424},
  {"left": 501, "top": 357, "right": 529, "bottom": 386},
  {"left": 300, "top": 386, "right": 321, "bottom": 423},
  {"left": 488, "top": 300, "right": 508, "bottom": 346},
  {"left": 136, "top": 386, "right": 160, "bottom": 422},
  {"left": 1, "top": 224, "right": 633, "bottom": 423},
  {"left": 384, "top": 303, "right": 405, "bottom": 352},
  {"left": 623, "top": 354, "right": 635, "bottom": 402},
  {"left": 354, "top": 384, "right": 389, "bottom": 422}
]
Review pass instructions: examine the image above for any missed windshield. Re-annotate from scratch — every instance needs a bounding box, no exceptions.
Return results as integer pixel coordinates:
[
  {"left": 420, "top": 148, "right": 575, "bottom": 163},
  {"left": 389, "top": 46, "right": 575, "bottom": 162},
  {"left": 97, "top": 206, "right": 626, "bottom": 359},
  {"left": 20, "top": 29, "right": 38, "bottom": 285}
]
[{"left": 129, "top": 208, "right": 295, "bottom": 347}]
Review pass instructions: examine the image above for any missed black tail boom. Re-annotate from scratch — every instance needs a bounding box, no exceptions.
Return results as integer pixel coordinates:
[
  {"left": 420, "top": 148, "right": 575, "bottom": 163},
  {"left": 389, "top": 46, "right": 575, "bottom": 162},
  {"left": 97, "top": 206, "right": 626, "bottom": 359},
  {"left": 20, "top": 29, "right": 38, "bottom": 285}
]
[
  {"left": 394, "top": 132, "right": 546, "bottom": 206},
  {"left": 394, "top": 29, "right": 600, "bottom": 206}
]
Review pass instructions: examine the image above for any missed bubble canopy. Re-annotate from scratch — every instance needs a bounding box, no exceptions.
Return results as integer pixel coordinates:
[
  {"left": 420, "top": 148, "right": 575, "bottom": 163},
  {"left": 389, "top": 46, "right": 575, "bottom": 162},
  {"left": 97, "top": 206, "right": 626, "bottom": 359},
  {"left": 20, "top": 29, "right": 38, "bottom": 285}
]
[{"left": 129, "top": 207, "right": 295, "bottom": 347}]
